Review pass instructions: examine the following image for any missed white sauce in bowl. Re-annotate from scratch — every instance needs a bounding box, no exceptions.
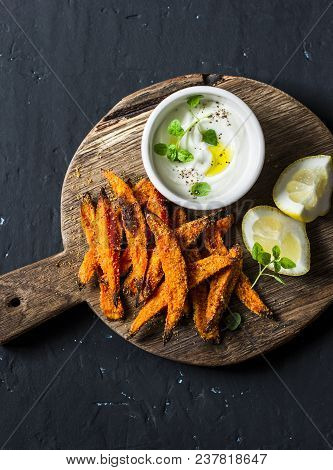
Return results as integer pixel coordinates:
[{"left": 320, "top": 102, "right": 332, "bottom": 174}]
[{"left": 142, "top": 87, "right": 265, "bottom": 210}]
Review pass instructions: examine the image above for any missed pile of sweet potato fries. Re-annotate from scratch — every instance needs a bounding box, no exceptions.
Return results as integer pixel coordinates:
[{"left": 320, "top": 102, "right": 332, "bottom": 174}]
[{"left": 79, "top": 170, "right": 271, "bottom": 344}]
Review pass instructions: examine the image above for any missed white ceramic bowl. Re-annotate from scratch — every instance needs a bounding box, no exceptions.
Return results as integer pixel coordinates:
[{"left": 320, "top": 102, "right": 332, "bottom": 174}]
[{"left": 141, "top": 86, "right": 265, "bottom": 210}]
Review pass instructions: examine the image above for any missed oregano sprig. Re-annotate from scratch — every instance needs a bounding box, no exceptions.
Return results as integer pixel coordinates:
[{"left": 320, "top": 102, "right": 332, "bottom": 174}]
[
  {"left": 251, "top": 242, "right": 296, "bottom": 288},
  {"left": 153, "top": 95, "right": 218, "bottom": 163}
]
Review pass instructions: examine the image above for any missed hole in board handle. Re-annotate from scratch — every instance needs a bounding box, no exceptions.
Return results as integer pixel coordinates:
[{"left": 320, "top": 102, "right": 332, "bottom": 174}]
[{"left": 8, "top": 297, "right": 20, "bottom": 308}]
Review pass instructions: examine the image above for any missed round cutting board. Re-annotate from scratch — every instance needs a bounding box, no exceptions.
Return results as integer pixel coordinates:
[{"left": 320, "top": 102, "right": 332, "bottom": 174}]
[{"left": 0, "top": 74, "right": 333, "bottom": 366}]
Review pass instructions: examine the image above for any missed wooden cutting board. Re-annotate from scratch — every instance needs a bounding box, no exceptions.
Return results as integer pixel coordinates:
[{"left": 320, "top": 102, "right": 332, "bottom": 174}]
[{"left": 0, "top": 74, "right": 332, "bottom": 367}]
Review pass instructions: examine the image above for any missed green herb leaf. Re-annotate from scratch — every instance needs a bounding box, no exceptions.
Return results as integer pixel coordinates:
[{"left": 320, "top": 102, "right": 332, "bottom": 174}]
[
  {"left": 154, "top": 143, "right": 168, "bottom": 156},
  {"left": 225, "top": 312, "right": 242, "bottom": 331},
  {"left": 273, "top": 261, "right": 281, "bottom": 273},
  {"left": 258, "top": 251, "right": 271, "bottom": 266},
  {"left": 202, "top": 129, "right": 218, "bottom": 146},
  {"left": 167, "top": 119, "right": 184, "bottom": 137},
  {"left": 274, "top": 274, "right": 286, "bottom": 285},
  {"left": 252, "top": 242, "right": 263, "bottom": 261},
  {"left": 280, "top": 257, "right": 296, "bottom": 269},
  {"left": 190, "top": 182, "right": 211, "bottom": 197},
  {"left": 272, "top": 245, "right": 281, "bottom": 259},
  {"left": 166, "top": 144, "right": 178, "bottom": 161},
  {"left": 177, "top": 148, "right": 194, "bottom": 162},
  {"left": 263, "top": 273, "right": 286, "bottom": 285},
  {"left": 187, "top": 94, "right": 203, "bottom": 108}
]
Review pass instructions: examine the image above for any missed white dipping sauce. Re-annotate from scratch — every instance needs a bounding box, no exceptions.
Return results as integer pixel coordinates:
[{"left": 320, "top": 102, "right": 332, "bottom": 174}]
[{"left": 152, "top": 95, "right": 252, "bottom": 205}]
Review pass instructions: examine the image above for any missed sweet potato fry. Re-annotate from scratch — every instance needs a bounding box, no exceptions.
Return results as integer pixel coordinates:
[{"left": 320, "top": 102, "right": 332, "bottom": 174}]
[
  {"left": 129, "top": 250, "right": 236, "bottom": 337},
  {"left": 171, "top": 207, "right": 190, "bottom": 313},
  {"left": 95, "top": 188, "right": 122, "bottom": 309},
  {"left": 203, "top": 214, "right": 234, "bottom": 254},
  {"left": 79, "top": 192, "right": 124, "bottom": 319},
  {"left": 132, "top": 178, "right": 151, "bottom": 206},
  {"left": 235, "top": 272, "right": 272, "bottom": 318},
  {"left": 104, "top": 170, "right": 148, "bottom": 301},
  {"left": 133, "top": 178, "right": 169, "bottom": 224},
  {"left": 205, "top": 245, "right": 243, "bottom": 331},
  {"left": 187, "top": 250, "right": 237, "bottom": 287},
  {"left": 99, "top": 271, "right": 124, "bottom": 320},
  {"left": 78, "top": 193, "right": 97, "bottom": 285},
  {"left": 120, "top": 247, "right": 132, "bottom": 277},
  {"left": 202, "top": 217, "right": 270, "bottom": 318},
  {"left": 172, "top": 206, "right": 187, "bottom": 228},
  {"left": 176, "top": 215, "right": 212, "bottom": 249},
  {"left": 193, "top": 282, "right": 220, "bottom": 343},
  {"left": 140, "top": 250, "right": 163, "bottom": 301},
  {"left": 141, "top": 215, "right": 212, "bottom": 301},
  {"left": 132, "top": 179, "right": 170, "bottom": 301},
  {"left": 129, "top": 283, "right": 166, "bottom": 336},
  {"left": 146, "top": 213, "right": 188, "bottom": 343},
  {"left": 79, "top": 249, "right": 96, "bottom": 285},
  {"left": 122, "top": 179, "right": 169, "bottom": 281},
  {"left": 172, "top": 207, "right": 195, "bottom": 319},
  {"left": 185, "top": 246, "right": 220, "bottom": 342}
]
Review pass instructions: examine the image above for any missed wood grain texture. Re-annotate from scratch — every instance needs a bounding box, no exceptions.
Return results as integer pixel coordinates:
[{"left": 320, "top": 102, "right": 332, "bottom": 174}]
[
  {"left": 0, "top": 250, "right": 81, "bottom": 343},
  {"left": 1, "top": 74, "right": 333, "bottom": 366}
]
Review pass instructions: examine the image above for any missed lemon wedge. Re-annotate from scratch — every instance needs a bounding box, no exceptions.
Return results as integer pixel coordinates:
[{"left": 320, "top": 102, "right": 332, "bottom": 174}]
[
  {"left": 273, "top": 155, "right": 333, "bottom": 223},
  {"left": 242, "top": 206, "right": 310, "bottom": 276}
]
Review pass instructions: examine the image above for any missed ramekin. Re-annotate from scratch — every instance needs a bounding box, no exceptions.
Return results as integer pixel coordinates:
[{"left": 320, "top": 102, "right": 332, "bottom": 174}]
[{"left": 141, "top": 85, "right": 265, "bottom": 210}]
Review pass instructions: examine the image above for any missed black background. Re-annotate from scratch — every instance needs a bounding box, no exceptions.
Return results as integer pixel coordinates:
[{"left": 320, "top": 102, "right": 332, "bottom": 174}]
[{"left": 1, "top": 0, "right": 333, "bottom": 450}]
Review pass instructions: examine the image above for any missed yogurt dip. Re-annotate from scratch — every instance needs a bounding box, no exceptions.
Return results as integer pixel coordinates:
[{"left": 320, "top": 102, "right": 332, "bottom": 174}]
[{"left": 142, "top": 86, "right": 265, "bottom": 210}]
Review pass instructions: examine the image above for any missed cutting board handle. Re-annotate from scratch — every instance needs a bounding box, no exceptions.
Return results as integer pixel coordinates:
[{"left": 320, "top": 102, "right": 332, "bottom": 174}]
[{"left": 0, "top": 250, "right": 82, "bottom": 343}]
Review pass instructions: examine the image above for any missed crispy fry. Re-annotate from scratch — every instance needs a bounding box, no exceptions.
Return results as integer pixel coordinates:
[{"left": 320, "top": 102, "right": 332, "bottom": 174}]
[
  {"left": 187, "top": 250, "right": 236, "bottom": 287},
  {"left": 79, "top": 193, "right": 97, "bottom": 285},
  {"left": 104, "top": 170, "right": 148, "bottom": 300},
  {"left": 203, "top": 215, "right": 234, "bottom": 254},
  {"left": 205, "top": 245, "right": 243, "bottom": 331},
  {"left": 203, "top": 216, "right": 271, "bottom": 318},
  {"left": 141, "top": 216, "right": 212, "bottom": 301},
  {"left": 95, "top": 188, "right": 122, "bottom": 309},
  {"left": 78, "top": 249, "right": 96, "bottom": 285},
  {"left": 99, "top": 271, "right": 123, "bottom": 320},
  {"left": 176, "top": 216, "right": 211, "bottom": 249},
  {"left": 141, "top": 250, "right": 163, "bottom": 300},
  {"left": 172, "top": 205, "right": 195, "bottom": 322},
  {"left": 130, "top": 179, "right": 169, "bottom": 290},
  {"left": 185, "top": 246, "right": 220, "bottom": 342},
  {"left": 129, "top": 283, "right": 166, "bottom": 335},
  {"left": 129, "top": 251, "right": 236, "bottom": 337},
  {"left": 79, "top": 192, "right": 124, "bottom": 319},
  {"left": 132, "top": 178, "right": 151, "bottom": 205},
  {"left": 133, "top": 178, "right": 169, "bottom": 224},
  {"left": 235, "top": 272, "right": 272, "bottom": 318},
  {"left": 193, "top": 282, "right": 220, "bottom": 343},
  {"left": 120, "top": 247, "right": 132, "bottom": 277},
  {"left": 146, "top": 213, "right": 188, "bottom": 343},
  {"left": 172, "top": 206, "right": 187, "bottom": 228}
]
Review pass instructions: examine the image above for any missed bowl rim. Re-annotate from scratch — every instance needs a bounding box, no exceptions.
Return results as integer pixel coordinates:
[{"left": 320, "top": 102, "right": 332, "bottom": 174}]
[{"left": 141, "top": 85, "right": 265, "bottom": 210}]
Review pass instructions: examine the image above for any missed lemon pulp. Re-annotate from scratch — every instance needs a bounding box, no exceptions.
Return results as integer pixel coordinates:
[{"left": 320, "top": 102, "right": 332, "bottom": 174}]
[
  {"left": 205, "top": 142, "right": 232, "bottom": 177},
  {"left": 286, "top": 168, "right": 327, "bottom": 210},
  {"left": 252, "top": 216, "right": 301, "bottom": 263}
]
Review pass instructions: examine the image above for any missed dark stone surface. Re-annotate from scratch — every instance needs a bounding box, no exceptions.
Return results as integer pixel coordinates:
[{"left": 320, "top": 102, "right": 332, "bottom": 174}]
[{"left": 0, "top": 0, "right": 333, "bottom": 450}]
